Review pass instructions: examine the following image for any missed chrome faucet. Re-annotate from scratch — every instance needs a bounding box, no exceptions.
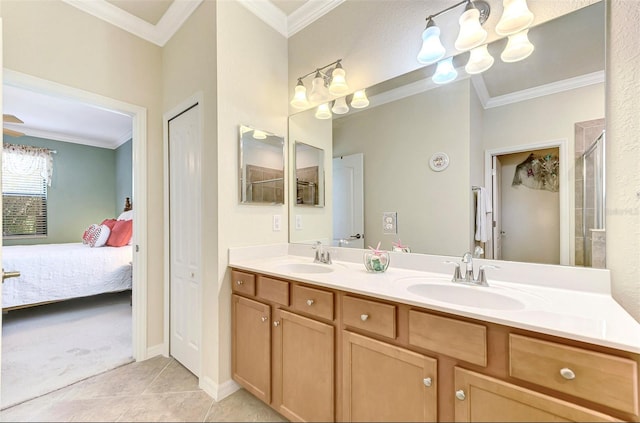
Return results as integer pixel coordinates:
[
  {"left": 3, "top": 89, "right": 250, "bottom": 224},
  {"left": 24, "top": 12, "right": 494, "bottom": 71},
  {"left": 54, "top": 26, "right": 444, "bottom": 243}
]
[
  {"left": 312, "top": 241, "right": 332, "bottom": 264},
  {"left": 461, "top": 252, "right": 474, "bottom": 282},
  {"left": 444, "top": 252, "right": 499, "bottom": 287}
]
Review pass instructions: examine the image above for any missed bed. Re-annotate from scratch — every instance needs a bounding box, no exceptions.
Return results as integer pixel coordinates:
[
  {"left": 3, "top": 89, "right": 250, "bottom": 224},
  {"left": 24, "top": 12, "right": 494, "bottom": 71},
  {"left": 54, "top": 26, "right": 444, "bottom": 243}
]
[{"left": 2, "top": 198, "right": 133, "bottom": 310}]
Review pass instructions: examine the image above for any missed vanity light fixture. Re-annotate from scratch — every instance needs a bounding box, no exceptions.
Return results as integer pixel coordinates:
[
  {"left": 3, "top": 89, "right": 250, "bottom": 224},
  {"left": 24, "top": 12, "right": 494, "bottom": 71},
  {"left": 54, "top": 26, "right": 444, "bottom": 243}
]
[
  {"left": 331, "top": 97, "right": 350, "bottom": 114},
  {"left": 350, "top": 89, "right": 370, "bottom": 109},
  {"left": 315, "top": 103, "right": 332, "bottom": 119},
  {"left": 500, "top": 29, "right": 535, "bottom": 62},
  {"left": 290, "top": 59, "right": 349, "bottom": 108},
  {"left": 465, "top": 44, "right": 494, "bottom": 74},
  {"left": 454, "top": 1, "right": 488, "bottom": 51},
  {"left": 252, "top": 129, "right": 267, "bottom": 140},
  {"left": 432, "top": 57, "right": 458, "bottom": 84},
  {"left": 495, "top": 0, "right": 534, "bottom": 36},
  {"left": 417, "top": 18, "right": 446, "bottom": 65}
]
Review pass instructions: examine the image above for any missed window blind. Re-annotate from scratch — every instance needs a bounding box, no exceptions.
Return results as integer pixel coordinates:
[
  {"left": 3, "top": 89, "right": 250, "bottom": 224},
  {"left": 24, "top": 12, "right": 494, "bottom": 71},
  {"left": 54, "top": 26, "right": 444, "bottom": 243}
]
[{"left": 2, "top": 153, "right": 48, "bottom": 238}]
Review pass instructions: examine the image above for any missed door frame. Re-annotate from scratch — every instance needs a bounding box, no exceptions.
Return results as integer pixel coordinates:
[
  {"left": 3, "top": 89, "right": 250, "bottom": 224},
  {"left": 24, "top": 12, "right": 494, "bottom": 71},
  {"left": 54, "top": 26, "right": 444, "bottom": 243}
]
[
  {"left": 484, "top": 138, "right": 571, "bottom": 265},
  {"left": 2, "top": 69, "right": 149, "bottom": 360},
  {"left": 162, "top": 92, "right": 204, "bottom": 364}
]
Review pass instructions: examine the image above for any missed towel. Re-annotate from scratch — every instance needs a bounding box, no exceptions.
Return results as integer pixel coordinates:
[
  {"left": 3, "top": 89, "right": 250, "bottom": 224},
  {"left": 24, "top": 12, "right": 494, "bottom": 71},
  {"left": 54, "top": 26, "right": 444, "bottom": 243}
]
[{"left": 475, "top": 187, "right": 492, "bottom": 242}]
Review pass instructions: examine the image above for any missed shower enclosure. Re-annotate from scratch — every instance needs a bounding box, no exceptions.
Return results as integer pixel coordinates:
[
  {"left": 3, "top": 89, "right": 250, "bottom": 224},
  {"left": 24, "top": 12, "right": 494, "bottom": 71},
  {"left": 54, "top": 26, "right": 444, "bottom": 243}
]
[{"left": 580, "top": 130, "right": 606, "bottom": 267}]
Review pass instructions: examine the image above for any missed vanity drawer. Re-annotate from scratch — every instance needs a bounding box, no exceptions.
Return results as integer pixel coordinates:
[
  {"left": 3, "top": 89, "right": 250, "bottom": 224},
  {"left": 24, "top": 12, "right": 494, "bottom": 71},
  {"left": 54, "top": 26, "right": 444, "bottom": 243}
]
[
  {"left": 291, "top": 284, "right": 334, "bottom": 321},
  {"left": 256, "top": 276, "right": 289, "bottom": 306},
  {"left": 509, "top": 334, "right": 639, "bottom": 415},
  {"left": 408, "top": 310, "right": 487, "bottom": 367},
  {"left": 231, "top": 270, "right": 256, "bottom": 296},
  {"left": 342, "top": 296, "right": 396, "bottom": 339}
]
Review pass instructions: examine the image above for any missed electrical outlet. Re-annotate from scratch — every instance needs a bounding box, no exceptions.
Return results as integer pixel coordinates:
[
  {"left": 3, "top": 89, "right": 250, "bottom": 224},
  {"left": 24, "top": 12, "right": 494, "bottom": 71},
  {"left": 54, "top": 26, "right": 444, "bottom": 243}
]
[
  {"left": 383, "top": 212, "right": 397, "bottom": 234},
  {"left": 295, "top": 215, "right": 303, "bottom": 230},
  {"left": 273, "top": 214, "right": 281, "bottom": 231}
]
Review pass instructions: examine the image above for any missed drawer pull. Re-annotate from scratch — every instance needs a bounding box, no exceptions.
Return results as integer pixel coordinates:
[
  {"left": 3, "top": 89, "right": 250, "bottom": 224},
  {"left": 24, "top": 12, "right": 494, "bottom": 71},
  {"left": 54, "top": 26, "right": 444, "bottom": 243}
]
[
  {"left": 273, "top": 321, "right": 280, "bottom": 327},
  {"left": 306, "top": 299, "right": 314, "bottom": 306},
  {"left": 560, "top": 367, "right": 576, "bottom": 380},
  {"left": 423, "top": 377, "right": 432, "bottom": 387},
  {"left": 261, "top": 316, "right": 268, "bottom": 323},
  {"left": 236, "top": 280, "right": 243, "bottom": 285},
  {"left": 455, "top": 389, "right": 466, "bottom": 401},
  {"left": 360, "top": 314, "right": 369, "bottom": 322}
]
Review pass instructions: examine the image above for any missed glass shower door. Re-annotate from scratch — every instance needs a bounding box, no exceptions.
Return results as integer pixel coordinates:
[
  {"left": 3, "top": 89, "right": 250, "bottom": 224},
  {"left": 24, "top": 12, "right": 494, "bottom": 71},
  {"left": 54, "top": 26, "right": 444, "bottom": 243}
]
[{"left": 582, "top": 131, "right": 605, "bottom": 267}]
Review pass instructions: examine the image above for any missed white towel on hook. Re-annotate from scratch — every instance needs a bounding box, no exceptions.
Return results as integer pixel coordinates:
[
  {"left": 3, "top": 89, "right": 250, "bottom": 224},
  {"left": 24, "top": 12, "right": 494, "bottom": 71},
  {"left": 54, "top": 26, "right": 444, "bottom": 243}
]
[{"left": 475, "top": 187, "right": 492, "bottom": 242}]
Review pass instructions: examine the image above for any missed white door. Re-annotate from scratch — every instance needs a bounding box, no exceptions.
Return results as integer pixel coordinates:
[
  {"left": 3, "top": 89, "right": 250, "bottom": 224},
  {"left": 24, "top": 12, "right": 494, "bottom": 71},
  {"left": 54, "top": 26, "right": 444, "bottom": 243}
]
[
  {"left": 492, "top": 155, "right": 503, "bottom": 260},
  {"left": 332, "top": 154, "right": 364, "bottom": 248},
  {"left": 168, "top": 104, "right": 201, "bottom": 376}
]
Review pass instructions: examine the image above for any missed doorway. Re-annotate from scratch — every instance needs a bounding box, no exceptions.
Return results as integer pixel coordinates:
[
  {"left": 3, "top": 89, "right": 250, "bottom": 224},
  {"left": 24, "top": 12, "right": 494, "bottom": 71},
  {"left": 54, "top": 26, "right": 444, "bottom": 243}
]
[
  {"left": 0, "top": 70, "right": 148, "bottom": 406},
  {"left": 332, "top": 153, "right": 364, "bottom": 249}
]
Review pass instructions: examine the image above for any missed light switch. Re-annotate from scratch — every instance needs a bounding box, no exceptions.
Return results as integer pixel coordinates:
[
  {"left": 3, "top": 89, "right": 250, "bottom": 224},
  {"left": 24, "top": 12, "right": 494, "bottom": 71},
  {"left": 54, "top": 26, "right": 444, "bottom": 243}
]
[
  {"left": 295, "top": 215, "right": 303, "bottom": 230},
  {"left": 383, "top": 212, "right": 397, "bottom": 234},
  {"left": 273, "top": 214, "right": 281, "bottom": 231}
]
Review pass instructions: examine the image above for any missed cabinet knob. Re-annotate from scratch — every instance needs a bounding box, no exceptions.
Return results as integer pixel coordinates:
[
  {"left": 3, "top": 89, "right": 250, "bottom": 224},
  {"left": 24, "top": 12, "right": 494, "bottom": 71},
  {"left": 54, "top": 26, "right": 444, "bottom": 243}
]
[
  {"left": 306, "top": 299, "right": 314, "bottom": 306},
  {"left": 560, "top": 367, "right": 576, "bottom": 380},
  {"left": 261, "top": 316, "right": 268, "bottom": 322},
  {"left": 360, "top": 314, "right": 369, "bottom": 322},
  {"left": 273, "top": 321, "right": 280, "bottom": 327},
  {"left": 236, "top": 280, "right": 243, "bottom": 285},
  {"left": 455, "top": 390, "right": 466, "bottom": 401},
  {"left": 423, "top": 377, "right": 432, "bottom": 387}
]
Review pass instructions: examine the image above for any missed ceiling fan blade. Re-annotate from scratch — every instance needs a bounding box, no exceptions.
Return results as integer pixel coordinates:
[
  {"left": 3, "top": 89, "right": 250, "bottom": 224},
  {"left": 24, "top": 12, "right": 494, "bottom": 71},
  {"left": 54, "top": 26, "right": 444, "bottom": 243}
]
[
  {"left": 3, "top": 114, "right": 24, "bottom": 124},
  {"left": 3, "top": 127, "right": 25, "bottom": 137}
]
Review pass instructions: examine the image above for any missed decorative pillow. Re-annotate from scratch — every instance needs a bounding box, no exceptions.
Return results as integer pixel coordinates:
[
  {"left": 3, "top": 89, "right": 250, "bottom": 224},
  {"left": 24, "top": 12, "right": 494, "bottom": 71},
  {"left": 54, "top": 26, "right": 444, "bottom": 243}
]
[
  {"left": 101, "top": 218, "right": 118, "bottom": 230},
  {"left": 88, "top": 224, "right": 111, "bottom": 248},
  {"left": 82, "top": 224, "right": 99, "bottom": 244},
  {"left": 117, "top": 210, "right": 133, "bottom": 221},
  {"left": 107, "top": 219, "right": 133, "bottom": 247}
]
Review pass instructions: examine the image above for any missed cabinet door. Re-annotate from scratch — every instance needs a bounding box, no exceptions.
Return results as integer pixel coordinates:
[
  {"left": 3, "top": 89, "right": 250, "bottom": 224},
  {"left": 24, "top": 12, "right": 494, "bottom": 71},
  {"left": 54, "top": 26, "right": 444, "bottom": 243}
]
[
  {"left": 343, "top": 331, "right": 437, "bottom": 422},
  {"left": 454, "top": 367, "right": 619, "bottom": 422},
  {"left": 273, "top": 309, "right": 334, "bottom": 422},
  {"left": 232, "top": 294, "right": 271, "bottom": 403}
]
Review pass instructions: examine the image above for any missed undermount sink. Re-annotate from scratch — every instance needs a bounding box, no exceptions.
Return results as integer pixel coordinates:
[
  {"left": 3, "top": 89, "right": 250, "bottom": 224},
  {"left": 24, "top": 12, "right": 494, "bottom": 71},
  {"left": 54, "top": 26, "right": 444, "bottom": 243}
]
[
  {"left": 406, "top": 283, "right": 525, "bottom": 311},
  {"left": 274, "top": 263, "right": 335, "bottom": 274}
]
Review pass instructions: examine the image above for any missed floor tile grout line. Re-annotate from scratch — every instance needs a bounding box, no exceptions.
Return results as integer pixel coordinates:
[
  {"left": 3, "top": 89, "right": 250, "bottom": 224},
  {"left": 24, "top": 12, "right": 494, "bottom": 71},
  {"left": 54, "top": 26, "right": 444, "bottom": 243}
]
[{"left": 140, "top": 357, "right": 175, "bottom": 395}]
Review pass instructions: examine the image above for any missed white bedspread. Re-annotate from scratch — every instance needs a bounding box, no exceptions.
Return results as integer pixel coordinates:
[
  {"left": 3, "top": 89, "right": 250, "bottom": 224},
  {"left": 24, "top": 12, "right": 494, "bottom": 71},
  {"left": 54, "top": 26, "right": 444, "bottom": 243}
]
[{"left": 2, "top": 243, "right": 132, "bottom": 309}]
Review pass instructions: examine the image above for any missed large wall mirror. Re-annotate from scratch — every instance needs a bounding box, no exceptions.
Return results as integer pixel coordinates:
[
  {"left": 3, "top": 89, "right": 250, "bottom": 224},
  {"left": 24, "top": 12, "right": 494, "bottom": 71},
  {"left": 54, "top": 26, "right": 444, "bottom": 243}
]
[
  {"left": 288, "top": 1, "right": 605, "bottom": 268},
  {"left": 239, "top": 124, "right": 285, "bottom": 205}
]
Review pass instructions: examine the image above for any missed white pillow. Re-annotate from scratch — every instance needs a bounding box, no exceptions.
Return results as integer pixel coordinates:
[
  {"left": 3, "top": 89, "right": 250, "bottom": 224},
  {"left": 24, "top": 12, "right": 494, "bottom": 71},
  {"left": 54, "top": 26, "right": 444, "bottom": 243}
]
[
  {"left": 89, "top": 224, "right": 111, "bottom": 247},
  {"left": 117, "top": 210, "right": 133, "bottom": 221}
]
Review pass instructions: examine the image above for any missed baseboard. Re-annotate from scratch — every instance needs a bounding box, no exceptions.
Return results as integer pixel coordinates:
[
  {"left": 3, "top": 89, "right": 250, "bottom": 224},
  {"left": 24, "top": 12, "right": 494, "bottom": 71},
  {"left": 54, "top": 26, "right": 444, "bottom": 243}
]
[
  {"left": 200, "top": 376, "right": 241, "bottom": 401},
  {"left": 145, "top": 343, "right": 165, "bottom": 359}
]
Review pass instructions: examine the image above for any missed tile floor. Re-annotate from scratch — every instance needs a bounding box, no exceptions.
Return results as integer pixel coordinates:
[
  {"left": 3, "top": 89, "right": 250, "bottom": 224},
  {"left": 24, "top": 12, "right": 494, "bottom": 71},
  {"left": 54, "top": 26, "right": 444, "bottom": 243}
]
[{"left": 0, "top": 355, "right": 287, "bottom": 422}]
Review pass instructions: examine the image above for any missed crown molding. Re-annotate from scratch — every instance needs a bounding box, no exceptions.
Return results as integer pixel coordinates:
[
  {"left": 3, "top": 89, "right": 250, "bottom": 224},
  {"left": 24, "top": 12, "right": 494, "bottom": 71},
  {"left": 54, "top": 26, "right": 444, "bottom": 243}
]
[
  {"left": 288, "top": 0, "right": 345, "bottom": 37},
  {"left": 61, "top": 0, "right": 202, "bottom": 47},
  {"left": 6, "top": 125, "right": 124, "bottom": 150}
]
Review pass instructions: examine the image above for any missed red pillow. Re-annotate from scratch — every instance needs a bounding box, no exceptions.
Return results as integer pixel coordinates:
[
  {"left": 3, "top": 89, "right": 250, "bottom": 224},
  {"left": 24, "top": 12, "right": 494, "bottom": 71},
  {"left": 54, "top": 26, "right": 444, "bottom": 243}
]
[
  {"left": 101, "top": 219, "right": 118, "bottom": 230},
  {"left": 106, "top": 219, "right": 133, "bottom": 247}
]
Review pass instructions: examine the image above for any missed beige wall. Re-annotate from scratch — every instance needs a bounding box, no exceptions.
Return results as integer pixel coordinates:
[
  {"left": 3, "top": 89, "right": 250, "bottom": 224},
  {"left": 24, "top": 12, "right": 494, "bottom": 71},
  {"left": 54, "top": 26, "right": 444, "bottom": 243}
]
[{"left": 0, "top": 0, "right": 165, "bottom": 345}]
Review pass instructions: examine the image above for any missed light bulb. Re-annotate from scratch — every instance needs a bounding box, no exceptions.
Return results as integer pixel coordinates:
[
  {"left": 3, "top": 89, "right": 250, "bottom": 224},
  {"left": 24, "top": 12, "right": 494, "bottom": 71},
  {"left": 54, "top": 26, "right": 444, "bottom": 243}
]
[
  {"left": 501, "top": 29, "right": 534, "bottom": 63},
  {"left": 496, "top": 0, "right": 534, "bottom": 36},
  {"left": 329, "top": 63, "right": 349, "bottom": 95},
  {"left": 315, "top": 103, "right": 332, "bottom": 120},
  {"left": 417, "top": 20, "right": 446, "bottom": 65},
  {"left": 432, "top": 57, "right": 458, "bottom": 84},
  {"left": 252, "top": 130, "right": 267, "bottom": 140},
  {"left": 465, "top": 44, "right": 494, "bottom": 74},
  {"left": 350, "top": 90, "right": 370, "bottom": 109},
  {"left": 332, "top": 97, "right": 349, "bottom": 114},
  {"left": 455, "top": 5, "right": 487, "bottom": 51},
  {"left": 290, "top": 80, "right": 309, "bottom": 109},
  {"left": 309, "top": 71, "right": 329, "bottom": 103}
]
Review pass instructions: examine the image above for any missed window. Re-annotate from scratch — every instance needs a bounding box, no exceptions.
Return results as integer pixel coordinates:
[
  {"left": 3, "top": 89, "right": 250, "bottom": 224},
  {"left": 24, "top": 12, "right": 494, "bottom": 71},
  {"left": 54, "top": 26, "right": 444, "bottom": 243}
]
[{"left": 2, "top": 145, "right": 53, "bottom": 238}]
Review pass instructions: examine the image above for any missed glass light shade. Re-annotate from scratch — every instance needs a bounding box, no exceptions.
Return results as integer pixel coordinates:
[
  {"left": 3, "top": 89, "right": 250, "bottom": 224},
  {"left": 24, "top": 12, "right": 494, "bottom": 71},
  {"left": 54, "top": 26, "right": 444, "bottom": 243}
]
[
  {"left": 309, "top": 73, "right": 330, "bottom": 103},
  {"left": 252, "top": 130, "right": 267, "bottom": 140},
  {"left": 465, "top": 44, "right": 494, "bottom": 74},
  {"left": 332, "top": 97, "right": 349, "bottom": 114},
  {"left": 417, "top": 24, "right": 446, "bottom": 65},
  {"left": 501, "top": 29, "right": 534, "bottom": 63},
  {"left": 496, "top": 0, "right": 534, "bottom": 36},
  {"left": 290, "top": 83, "right": 310, "bottom": 109},
  {"left": 329, "top": 67, "right": 349, "bottom": 95},
  {"left": 350, "top": 90, "right": 370, "bottom": 109},
  {"left": 315, "top": 103, "right": 332, "bottom": 120},
  {"left": 454, "top": 7, "right": 487, "bottom": 51},
  {"left": 432, "top": 57, "right": 458, "bottom": 84}
]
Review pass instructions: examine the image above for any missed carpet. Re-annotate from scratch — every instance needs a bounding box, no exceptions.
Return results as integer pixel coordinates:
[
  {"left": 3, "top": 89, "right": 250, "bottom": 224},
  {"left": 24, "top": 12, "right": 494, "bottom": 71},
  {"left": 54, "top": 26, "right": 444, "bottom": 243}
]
[{"left": 1, "top": 291, "right": 133, "bottom": 409}]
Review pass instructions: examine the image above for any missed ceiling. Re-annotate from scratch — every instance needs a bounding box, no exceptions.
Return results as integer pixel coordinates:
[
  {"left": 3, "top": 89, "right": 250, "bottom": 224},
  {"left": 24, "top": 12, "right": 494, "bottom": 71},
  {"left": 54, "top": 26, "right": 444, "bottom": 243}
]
[{"left": 3, "top": 0, "right": 604, "bottom": 149}]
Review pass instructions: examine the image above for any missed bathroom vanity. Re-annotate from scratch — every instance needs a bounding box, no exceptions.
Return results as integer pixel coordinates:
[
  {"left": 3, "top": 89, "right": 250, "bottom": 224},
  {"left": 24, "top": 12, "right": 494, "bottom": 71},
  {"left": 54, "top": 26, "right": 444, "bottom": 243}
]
[{"left": 229, "top": 245, "right": 639, "bottom": 422}]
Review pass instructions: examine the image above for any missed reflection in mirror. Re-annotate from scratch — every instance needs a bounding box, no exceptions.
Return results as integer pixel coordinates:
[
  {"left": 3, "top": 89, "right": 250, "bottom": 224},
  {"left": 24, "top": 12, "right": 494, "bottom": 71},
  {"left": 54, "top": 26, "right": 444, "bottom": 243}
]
[
  {"left": 239, "top": 125, "right": 285, "bottom": 205},
  {"left": 295, "top": 142, "right": 325, "bottom": 207},
  {"left": 288, "top": 1, "right": 605, "bottom": 268}
]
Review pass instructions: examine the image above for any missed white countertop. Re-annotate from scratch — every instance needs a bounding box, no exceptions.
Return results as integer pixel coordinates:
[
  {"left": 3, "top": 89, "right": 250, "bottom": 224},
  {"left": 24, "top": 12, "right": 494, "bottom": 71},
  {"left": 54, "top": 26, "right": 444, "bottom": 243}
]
[{"left": 228, "top": 244, "right": 640, "bottom": 354}]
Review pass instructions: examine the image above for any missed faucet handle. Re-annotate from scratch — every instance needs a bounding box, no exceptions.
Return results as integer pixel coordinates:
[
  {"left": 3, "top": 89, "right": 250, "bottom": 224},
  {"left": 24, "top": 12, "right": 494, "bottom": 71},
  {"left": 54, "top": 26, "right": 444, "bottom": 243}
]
[
  {"left": 312, "top": 241, "right": 322, "bottom": 250},
  {"left": 476, "top": 264, "right": 499, "bottom": 286},
  {"left": 444, "top": 260, "right": 462, "bottom": 282}
]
